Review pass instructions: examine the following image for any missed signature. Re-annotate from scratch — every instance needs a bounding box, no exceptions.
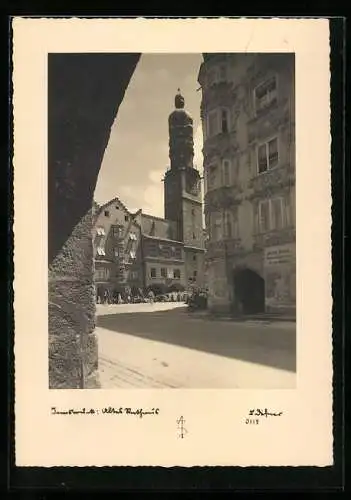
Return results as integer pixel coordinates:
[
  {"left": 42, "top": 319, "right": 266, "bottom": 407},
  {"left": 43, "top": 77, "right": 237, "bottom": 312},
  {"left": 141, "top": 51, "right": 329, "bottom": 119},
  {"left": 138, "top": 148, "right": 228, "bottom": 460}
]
[
  {"left": 249, "top": 408, "right": 283, "bottom": 417},
  {"left": 51, "top": 407, "right": 160, "bottom": 418}
]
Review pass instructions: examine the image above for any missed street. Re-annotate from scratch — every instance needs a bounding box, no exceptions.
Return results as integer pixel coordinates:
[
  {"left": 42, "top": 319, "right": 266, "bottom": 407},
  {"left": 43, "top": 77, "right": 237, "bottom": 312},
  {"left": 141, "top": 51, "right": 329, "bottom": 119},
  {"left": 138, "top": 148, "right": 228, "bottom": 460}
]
[{"left": 96, "top": 303, "right": 296, "bottom": 389}]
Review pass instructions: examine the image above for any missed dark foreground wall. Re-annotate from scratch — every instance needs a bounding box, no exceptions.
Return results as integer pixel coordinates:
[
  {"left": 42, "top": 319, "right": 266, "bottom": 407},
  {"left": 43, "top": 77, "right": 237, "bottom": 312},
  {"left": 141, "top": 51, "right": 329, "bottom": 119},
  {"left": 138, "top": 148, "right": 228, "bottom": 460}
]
[{"left": 48, "top": 54, "right": 140, "bottom": 388}]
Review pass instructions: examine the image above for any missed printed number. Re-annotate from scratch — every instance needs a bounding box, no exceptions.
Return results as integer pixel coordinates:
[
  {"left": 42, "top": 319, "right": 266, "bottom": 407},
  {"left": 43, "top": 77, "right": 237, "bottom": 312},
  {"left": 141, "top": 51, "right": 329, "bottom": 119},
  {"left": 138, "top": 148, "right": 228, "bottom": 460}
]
[{"left": 245, "top": 418, "right": 259, "bottom": 425}]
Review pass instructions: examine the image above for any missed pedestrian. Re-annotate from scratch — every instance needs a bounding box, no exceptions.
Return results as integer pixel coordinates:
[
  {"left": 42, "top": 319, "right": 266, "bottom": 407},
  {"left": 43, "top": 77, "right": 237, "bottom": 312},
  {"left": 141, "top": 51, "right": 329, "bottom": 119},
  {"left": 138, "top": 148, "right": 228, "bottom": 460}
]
[{"left": 148, "top": 289, "right": 154, "bottom": 304}]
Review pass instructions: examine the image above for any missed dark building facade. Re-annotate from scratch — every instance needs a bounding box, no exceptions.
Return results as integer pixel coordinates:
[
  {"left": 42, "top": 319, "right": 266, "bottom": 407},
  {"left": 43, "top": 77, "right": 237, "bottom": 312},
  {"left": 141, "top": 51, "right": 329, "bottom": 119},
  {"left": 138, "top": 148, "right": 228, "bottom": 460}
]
[
  {"left": 198, "top": 53, "right": 295, "bottom": 314},
  {"left": 164, "top": 90, "right": 205, "bottom": 288},
  {"left": 93, "top": 90, "right": 206, "bottom": 297}
]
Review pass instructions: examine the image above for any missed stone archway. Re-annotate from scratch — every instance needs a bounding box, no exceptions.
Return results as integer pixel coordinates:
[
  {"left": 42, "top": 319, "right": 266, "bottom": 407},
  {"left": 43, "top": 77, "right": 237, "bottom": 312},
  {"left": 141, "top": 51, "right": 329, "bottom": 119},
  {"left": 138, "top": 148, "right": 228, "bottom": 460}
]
[
  {"left": 48, "top": 54, "right": 140, "bottom": 389},
  {"left": 232, "top": 267, "right": 265, "bottom": 315}
]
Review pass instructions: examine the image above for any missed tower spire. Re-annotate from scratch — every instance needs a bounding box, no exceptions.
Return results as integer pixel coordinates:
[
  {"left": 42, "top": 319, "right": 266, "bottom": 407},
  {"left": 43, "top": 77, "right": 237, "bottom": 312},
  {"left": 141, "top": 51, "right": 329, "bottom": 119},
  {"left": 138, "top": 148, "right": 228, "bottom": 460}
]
[{"left": 175, "top": 88, "right": 185, "bottom": 109}]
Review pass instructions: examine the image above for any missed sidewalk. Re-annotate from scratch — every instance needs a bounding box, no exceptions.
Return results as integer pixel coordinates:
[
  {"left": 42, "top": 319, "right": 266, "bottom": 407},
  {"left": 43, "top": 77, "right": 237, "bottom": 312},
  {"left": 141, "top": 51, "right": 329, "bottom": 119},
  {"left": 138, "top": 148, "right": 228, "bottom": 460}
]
[{"left": 187, "top": 309, "right": 296, "bottom": 324}]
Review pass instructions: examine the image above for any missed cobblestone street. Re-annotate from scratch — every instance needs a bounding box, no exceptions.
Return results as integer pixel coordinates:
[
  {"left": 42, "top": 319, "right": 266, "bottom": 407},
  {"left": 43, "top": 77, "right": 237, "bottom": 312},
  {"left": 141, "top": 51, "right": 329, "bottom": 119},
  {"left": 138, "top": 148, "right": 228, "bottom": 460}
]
[{"left": 96, "top": 303, "right": 296, "bottom": 389}]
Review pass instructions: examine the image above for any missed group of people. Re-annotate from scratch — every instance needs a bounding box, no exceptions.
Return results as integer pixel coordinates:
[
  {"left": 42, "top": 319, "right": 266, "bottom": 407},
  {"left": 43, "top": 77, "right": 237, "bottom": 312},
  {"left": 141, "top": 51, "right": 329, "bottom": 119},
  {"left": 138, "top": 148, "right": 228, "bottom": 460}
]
[{"left": 95, "top": 288, "right": 187, "bottom": 305}]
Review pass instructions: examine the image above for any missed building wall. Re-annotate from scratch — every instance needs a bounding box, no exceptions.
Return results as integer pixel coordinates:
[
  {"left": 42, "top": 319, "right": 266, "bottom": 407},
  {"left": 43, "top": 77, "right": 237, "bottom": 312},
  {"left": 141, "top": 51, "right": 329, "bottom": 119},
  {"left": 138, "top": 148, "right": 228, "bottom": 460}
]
[
  {"left": 144, "top": 260, "right": 186, "bottom": 290},
  {"left": 184, "top": 248, "right": 206, "bottom": 290},
  {"left": 93, "top": 198, "right": 143, "bottom": 296},
  {"left": 142, "top": 235, "right": 185, "bottom": 289},
  {"left": 141, "top": 213, "right": 177, "bottom": 240},
  {"left": 199, "top": 53, "right": 296, "bottom": 314},
  {"left": 181, "top": 196, "right": 204, "bottom": 248}
]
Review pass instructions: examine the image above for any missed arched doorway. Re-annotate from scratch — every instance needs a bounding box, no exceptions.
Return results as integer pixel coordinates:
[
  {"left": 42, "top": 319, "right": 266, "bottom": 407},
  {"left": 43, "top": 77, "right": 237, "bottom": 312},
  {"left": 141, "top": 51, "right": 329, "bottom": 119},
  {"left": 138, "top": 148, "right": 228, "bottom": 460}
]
[
  {"left": 233, "top": 268, "right": 265, "bottom": 314},
  {"left": 48, "top": 53, "right": 140, "bottom": 389}
]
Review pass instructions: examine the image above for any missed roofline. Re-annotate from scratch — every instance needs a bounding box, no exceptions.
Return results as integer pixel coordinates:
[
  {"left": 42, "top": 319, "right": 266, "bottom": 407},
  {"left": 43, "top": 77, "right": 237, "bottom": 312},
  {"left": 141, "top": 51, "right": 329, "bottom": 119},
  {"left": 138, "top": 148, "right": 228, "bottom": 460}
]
[
  {"left": 142, "top": 234, "right": 184, "bottom": 245},
  {"left": 141, "top": 213, "right": 172, "bottom": 223},
  {"left": 96, "top": 196, "right": 134, "bottom": 217},
  {"left": 184, "top": 245, "right": 206, "bottom": 251}
]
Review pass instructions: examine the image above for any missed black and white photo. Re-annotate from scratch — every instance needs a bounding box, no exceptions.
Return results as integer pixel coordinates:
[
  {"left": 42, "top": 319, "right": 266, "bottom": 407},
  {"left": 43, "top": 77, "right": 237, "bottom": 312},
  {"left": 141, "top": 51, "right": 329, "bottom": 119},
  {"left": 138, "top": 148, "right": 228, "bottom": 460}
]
[{"left": 48, "top": 52, "right": 296, "bottom": 390}]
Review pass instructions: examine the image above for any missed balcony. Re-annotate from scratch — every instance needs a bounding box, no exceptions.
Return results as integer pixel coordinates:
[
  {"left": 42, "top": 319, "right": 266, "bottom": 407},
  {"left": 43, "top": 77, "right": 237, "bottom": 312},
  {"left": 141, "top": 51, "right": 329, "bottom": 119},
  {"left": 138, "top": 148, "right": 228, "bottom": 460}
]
[
  {"left": 203, "top": 130, "right": 237, "bottom": 158},
  {"left": 253, "top": 227, "right": 296, "bottom": 250},
  {"left": 204, "top": 186, "right": 241, "bottom": 214},
  {"left": 201, "top": 83, "right": 235, "bottom": 112},
  {"left": 248, "top": 163, "right": 295, "bottom": 198}
]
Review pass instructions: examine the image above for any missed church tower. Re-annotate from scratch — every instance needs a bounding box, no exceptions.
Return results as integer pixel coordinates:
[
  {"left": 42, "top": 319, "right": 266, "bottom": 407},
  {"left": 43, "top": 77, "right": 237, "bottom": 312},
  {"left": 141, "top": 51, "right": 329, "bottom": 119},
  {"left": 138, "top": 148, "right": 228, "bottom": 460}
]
[{"left": 164, "top": 90, "right": 204, "bottom": 250}]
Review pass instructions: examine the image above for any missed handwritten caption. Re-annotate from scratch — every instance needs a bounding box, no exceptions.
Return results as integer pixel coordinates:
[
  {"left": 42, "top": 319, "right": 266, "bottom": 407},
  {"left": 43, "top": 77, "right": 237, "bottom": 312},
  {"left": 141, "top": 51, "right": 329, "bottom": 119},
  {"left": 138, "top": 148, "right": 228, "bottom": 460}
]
[
  {"left": 51, "top": 407, "right": 160, "bottom": 418},
  {"left": 245, "top": 408, "right": 283, "bottom": 425}
]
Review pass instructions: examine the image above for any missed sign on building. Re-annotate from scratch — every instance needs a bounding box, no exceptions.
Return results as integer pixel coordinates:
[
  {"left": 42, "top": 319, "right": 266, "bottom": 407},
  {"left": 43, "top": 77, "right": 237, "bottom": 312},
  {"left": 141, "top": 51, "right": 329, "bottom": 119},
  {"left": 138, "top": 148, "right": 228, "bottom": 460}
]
[{"left": 264, "top": 243, "right": 296, "bottom": 309}]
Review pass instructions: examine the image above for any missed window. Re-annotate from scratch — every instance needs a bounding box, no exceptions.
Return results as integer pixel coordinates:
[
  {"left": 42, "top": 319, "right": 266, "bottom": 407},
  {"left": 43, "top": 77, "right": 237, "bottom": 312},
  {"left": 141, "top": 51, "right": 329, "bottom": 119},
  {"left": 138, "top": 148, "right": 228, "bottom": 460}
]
[
  {"left": 95, "top": 268, "right": 103, "bottom": 280},
  {"left": 222, "top": 159, "right": 231, "bottom": 186},
  {"left": 193, "top": 270, "right": 197, "bottom": 278},
  {"left": 268, "top": 138, "right": 278, "bottom": 168},
  {"left": 271, "top": 198, "right": 284, "bottom": 230},
  {"left": 207, "top": 110, "right": 219, "bottom": 137},
  {"left": 150, "top": 268, "right": 157, "bottom": 279},
  {"left": 95, "top": 267, "right": 109, "bottom": 280},
  {"left": 207, "top": 64, "right": 227, "bottom": 87},
  {"left": 207, "top": 108, "right": 230, "bottom": 138},
  {"left": 224, "top": 211, "right": 232, "bottom": 238},
  {"left": 116, "top": 205, "right": 120, "bottom": 210},
  {"left": 193, "top": 255, "right": 197, "bottom": 262},
  {"left": 191, "top": 208, "right": 195, "bottom": 216},
  {"left": 207, "top": 163, "right": 218, "bottom": 190},
  {"left": 147, "top": 243, "right": 158, "bottom": 257},
  {"left": 125, "top": 215, "right": 129, "bottom": 222},
  {"left": 113, "top": 226, "right": 123, "bottom": 238},
  {"left": 130, "top": 270, "right": 138, "bottom": 280},
  {"left": 221, "top": 108, "right": 229, "bottom": 133},
  {"left": 193, "top": 232, "right": 196, "bottom": 239},
  {"left": 104, "top": 210, "right": 110, "bottom": 217},
  {"left": 96, "top": 226, "right": 105, "bottom": 236},
  {"left": 97, "top": 245, "right": 106, "bottom": 256},
  {"left": 232, "top": 211, "right": 239, "bottom": 238},
  {"left": 129, "top": 232, "right": 137, "bottom": 241},
  {"left": 210, "top": 212, "right": 223, "bottom": 241},
  {"left": 114, "top": 247, "right": 120, "bottom": 257},
  {"left": 258, "top": 200, "right": 270, "bottom": 233},
  {"left": 161, "top": 267, "right": 167, "bottom": 278},
  {"left": 129, "top": 250, "right": 136, "bottom": 260},
  {"left": 254, "top": 76, "right": 277, "bottom": 113},
  {"left": 257, "top": 137, "right": 279, "bottom": 174},
  {"left": 173, "top": 269, "right": 181, "bottom": 279},
  {"left": 258, "top": 197, "right": 285, "bottom": 233}
]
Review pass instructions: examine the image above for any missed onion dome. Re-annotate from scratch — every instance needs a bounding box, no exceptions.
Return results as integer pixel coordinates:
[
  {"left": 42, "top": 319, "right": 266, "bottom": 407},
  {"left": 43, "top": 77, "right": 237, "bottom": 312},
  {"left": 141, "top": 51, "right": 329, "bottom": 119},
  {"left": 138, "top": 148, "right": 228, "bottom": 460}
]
[{"left": 168, "top": 89, "right": 193, "bottom": 126}]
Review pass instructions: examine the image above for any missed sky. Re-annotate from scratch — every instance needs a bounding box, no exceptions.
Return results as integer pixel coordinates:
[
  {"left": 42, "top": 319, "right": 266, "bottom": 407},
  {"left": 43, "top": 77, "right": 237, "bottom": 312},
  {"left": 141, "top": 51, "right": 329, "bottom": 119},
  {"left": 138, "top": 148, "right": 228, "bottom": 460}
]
[{"left": 94, "top": 53, "right": 204, "bottom": 217}]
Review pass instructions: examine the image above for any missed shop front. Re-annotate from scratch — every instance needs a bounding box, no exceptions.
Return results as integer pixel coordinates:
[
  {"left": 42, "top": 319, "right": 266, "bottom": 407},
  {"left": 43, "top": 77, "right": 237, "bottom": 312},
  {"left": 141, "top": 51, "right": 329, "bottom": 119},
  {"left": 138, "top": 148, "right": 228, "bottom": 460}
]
[{"left": 264, "top": 242, "right": 296, "bottom": 314}]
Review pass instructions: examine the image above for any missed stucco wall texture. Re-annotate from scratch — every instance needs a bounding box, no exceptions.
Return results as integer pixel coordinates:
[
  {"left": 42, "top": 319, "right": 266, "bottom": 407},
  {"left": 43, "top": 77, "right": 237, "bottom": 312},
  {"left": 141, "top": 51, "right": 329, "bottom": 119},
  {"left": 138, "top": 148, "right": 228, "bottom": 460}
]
[{"left": 48, "top": 54, "right": 140, "bottom": 389}]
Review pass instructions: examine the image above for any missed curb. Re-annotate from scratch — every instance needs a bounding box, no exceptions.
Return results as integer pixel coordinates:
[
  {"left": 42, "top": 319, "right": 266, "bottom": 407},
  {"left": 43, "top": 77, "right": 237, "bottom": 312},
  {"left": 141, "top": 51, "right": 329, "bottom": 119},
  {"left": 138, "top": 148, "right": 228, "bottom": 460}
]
[{"left": 187, "top": 312, "right": 296, "bottom": 323}]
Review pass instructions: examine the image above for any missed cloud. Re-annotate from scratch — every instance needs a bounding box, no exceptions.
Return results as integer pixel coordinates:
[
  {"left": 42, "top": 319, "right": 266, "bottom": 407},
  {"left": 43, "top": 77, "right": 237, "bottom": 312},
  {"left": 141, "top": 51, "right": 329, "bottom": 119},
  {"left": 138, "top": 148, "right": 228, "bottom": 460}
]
[
  {"left": 116, "top": 169, "right": 164, "bottom": 218},
  {"left": 148, "top": 169, "right": 163, "bottom": 184},
  {"left": 94, "top": 53, "right": 204, "bottom": 220}
]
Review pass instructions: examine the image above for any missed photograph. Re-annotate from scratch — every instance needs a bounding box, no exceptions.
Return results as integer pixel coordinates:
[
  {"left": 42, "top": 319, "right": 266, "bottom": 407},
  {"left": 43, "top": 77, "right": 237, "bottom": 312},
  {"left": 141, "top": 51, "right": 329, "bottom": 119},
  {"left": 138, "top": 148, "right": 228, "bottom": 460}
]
[
  {"left": 48, "top": 52, "right": 296, "bottom": 390},
  {"left": 14, "top": 17, "right": 333, "bottom": 469}
]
